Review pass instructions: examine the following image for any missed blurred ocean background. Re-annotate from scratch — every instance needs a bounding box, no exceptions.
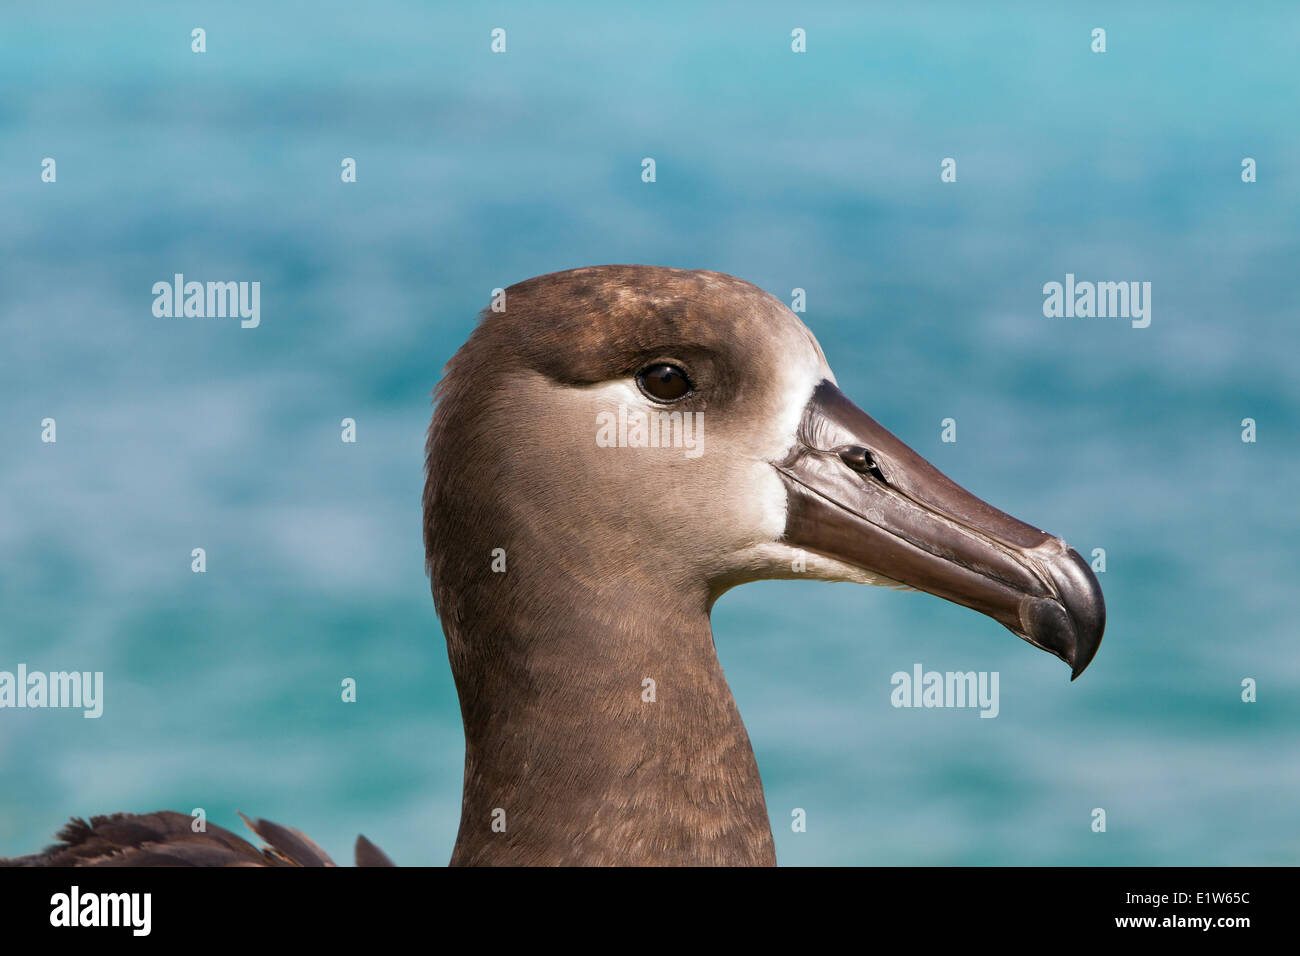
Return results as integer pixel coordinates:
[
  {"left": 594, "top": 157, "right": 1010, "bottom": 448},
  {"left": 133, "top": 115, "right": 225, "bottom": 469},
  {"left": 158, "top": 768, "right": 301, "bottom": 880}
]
[{"left": 2, "top": 1, "right": 1297, "bottom": 865}]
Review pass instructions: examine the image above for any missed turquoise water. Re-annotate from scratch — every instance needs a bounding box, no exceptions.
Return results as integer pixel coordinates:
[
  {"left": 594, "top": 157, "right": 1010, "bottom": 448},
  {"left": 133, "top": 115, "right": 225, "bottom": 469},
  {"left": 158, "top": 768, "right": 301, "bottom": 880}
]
[{"left": 2, "top": 1, "right": 1297, "bottom": 864}]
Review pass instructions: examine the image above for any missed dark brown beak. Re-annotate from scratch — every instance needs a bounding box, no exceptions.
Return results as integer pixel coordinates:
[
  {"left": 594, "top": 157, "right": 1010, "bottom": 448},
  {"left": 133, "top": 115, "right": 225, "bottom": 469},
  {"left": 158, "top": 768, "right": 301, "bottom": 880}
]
[{"left": 776, "top": 381, "right": 1105, "bottom": 679}]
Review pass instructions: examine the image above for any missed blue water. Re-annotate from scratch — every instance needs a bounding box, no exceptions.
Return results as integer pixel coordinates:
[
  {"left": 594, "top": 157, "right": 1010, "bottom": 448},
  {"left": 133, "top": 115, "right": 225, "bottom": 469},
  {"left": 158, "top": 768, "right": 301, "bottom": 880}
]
[{"left": 2, "top": 1, "right": 1297, "bottom": 864}]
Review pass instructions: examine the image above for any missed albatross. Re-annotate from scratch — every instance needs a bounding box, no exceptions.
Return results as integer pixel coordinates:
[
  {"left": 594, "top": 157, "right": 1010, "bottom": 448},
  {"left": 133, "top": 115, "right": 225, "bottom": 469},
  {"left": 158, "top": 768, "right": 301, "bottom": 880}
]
[{"left": 3, "top": 265, "right": 1105, "bottom": 867}]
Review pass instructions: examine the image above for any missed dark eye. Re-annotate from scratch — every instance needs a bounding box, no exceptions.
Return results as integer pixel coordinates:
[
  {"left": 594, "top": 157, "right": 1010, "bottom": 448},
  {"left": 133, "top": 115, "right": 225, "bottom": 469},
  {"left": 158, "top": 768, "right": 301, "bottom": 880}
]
[{"left": 636, "top": 363, "right": 694, "bottom": 403}]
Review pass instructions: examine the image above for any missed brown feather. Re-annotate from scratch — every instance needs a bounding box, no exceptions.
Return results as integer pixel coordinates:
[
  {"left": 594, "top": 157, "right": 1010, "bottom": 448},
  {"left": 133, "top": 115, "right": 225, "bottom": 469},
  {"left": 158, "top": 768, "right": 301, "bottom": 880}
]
[
  {"left": 354, "top": 834, "right": 396, "bottom": 867},
  {"left": 237, "top": 812, "right": 336, "bottom": 867},
  {"left": 1, "top": 810, "right": 348, "bottom": 867}
]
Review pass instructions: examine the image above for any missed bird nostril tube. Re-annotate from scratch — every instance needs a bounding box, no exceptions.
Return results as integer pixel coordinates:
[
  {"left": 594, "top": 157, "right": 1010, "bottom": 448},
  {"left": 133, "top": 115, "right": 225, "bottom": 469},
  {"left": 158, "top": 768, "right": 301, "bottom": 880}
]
[{"left": 838, "top": 445, "right": 888, "bottom": 484}]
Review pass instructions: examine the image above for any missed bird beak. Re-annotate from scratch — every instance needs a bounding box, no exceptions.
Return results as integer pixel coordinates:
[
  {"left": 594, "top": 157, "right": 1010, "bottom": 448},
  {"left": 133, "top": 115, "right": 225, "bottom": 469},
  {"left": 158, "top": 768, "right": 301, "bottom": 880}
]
[{"left": 775, "top": 381, "right": 1105, "bottom": 679}]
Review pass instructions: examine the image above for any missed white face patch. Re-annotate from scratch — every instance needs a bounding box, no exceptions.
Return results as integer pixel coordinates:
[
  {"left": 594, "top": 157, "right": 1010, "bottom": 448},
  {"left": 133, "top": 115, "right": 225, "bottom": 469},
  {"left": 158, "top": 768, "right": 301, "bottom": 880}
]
[
  {"left": 755, "top": 323, "right": 836, "bottom": 463},
  {"left": 584, "top": 378, "right": 645, "bottom": 411},
  {"left": 741, "top": 319, "right": 838, "bottom": 546},
  {"left": 721, "top": 315, "right": 909, "bottom": 589},
  {"left": 735, "top": 541, "right": 907, "bottom": 588}
]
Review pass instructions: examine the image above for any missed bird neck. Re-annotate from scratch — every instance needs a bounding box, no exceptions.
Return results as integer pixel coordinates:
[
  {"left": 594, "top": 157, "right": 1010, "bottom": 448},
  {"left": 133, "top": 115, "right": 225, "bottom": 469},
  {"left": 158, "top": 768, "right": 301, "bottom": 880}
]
[{"left": 437, "top": 542, "right": 776, "bottom": 866}]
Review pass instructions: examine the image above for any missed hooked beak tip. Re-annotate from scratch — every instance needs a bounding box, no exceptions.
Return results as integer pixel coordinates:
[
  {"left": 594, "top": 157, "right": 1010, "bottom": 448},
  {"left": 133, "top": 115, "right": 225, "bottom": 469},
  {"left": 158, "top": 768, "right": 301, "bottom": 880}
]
[{"left": 1017, "top": 545, "right": 1106, "bottom": 680}]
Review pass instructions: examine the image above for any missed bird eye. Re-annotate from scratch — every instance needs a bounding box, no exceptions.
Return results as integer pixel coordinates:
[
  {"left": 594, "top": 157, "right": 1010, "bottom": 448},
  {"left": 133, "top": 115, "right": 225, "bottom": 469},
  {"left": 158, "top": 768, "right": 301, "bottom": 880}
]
[{"left": 636, "top": 363, "right": 693, "bottom": 403}]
